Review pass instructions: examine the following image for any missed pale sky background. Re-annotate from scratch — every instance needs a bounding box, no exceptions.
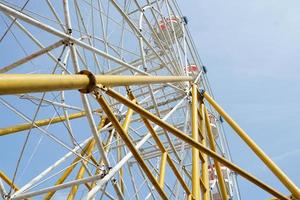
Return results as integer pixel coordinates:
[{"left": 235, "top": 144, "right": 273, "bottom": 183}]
[{"left": 179, "top": 0, "right": 300, "bottom": 199}]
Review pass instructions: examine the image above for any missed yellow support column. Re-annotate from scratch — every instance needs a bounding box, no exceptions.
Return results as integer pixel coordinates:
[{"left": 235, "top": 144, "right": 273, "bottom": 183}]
[
  {"left": 199, "top": 104, "right": 210, "bottom": 200},
  {"left": 142, "top": 118, "right": 192, "bottom": 196},
  {"left": 128, "top": 87, "right": 192, "bottom": 196},
  {"left": 101, "top": 86, "right": 289, "bottom": 200},
  {"left": 67, "top": 139, "right": 96, "bottom": 200},
  {"left": 204, "top": 107, "right": 228, "bottom": 200},
  {"left": 67, "top": 117, "right": 107, "bottom": 200},
  {"left": 158, "top": 152, "right": 167, "bottom": 188},
  {"left": 95, "top": 94, "right": 168, "bottom": 200},
  {"left": 91, "top": 131, "right": 115, "bottom": 189},
  {"left": 119, "top": 103, "right": 134, "bottom": 194},
  {"left": 45, "top": 117, "right": 107, "bottom": 200},
  {"left": 191, "top": 84, "right": 200, "bottom": 199},
  {"left": 203, "top": 91, "right": 300, "bottom": 199},
  {"left": 44, "top": 140, "right": 93, "bottom": 200}
]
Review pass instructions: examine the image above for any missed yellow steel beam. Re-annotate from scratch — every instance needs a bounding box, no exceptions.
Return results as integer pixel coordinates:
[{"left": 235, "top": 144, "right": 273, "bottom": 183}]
[
  {"left": 142, "top": 118, "right": 192, "bottom": 196},
  {"left": 67, "top": 139, "right": 96, "bottom": 200},
  {"left": 197, "top": 109, "right": 204, "bottom": 140},
  {"left": 90, "top": 132, "right": 114, "bottom": 189},
  {"left": 158, "top": 152, "right": 167, "bottom": 188},
  {"left": 95, "top": 94, "right": 168, "bottom": 200},
  {"left": 204, "top": 107, "right": 228, "bottom": 199},
  {"left": 44, "top": 117, "right": 107, "bottom": 200},
  {"left": 122, "top": 104, "right": 134, "bottom": 132},
  {"left": 191, "top": 84, "right": 200, "bottom": 199},
  {"left": 199, "top": 103, "right": 210, "bottom": 200},
  {"left": 67, "top": 117, "right": 108, "bottom": 199},
  {"left": 202, "top": 91, "right": 300, "bottom": 199},
  {"left": 44, "top": 140, "right": 93, "bottom": 200},
  {"left": 127, "top": 87, "right": 192, "bottom": 196},
  {"left": 0, "top": 110, "right": 96, "bottom": 136},
  {"left": 91, "top": 122, "right": 115, "bottom": 189},
  {"left": 119, "top": 104, "right": 134, "bottom": 194},
  {"left": 0, "top": 171, "right": 19, "bottom": 192},
  {"left": 0, "top": 74, "right": 192, "bottom": 95},
  {"left": 103, "top": 86, "right": 289, "bottom": 200}
]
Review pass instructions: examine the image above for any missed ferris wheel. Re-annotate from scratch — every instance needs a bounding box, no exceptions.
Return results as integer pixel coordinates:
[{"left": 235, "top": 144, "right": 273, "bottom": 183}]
[{"left": 0, "top": 1, "right": 299, "bottom": 200}]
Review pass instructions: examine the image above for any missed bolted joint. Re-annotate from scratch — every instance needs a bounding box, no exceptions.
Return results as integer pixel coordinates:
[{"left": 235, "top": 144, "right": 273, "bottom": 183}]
[
  {"left": 198, "top": 89, "right": 205, "bottom": 103},
  {"left": 2, "top": 194, "right": 9, "bottom": 200},
  {"left": 67, "top": 28, "right": 72, "bottom": 34},
  {"left": 187, "top": 95, "right": 192, "bottom": 104},
  {"left": 92, "top": 86, "right": 102, "bottom": 98},
  {"left": 96, "top": 84, "right": 108, "bottom": 93},
  {"left": 77, "top": 70, "right": 97, "bottom": 94},
  {"left": 62, "top": 39, "right": 72, "bottom": 46},
  {"left": 187, "top": 87, "right": 193, "bottom": 103},
  {"left": 219, "top": 116, "right": 224, "bottom": 123},
  {"left": 99, "top": 165, "right": 111, "bottom": 178},
  {"left": 112, "top": 178, "right": 117, "bottom": 184}
]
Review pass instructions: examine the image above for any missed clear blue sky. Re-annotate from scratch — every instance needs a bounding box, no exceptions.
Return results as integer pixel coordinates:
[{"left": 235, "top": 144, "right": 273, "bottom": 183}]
[{"left": 179, "top": 0, "right": 300, "bottom": 199}]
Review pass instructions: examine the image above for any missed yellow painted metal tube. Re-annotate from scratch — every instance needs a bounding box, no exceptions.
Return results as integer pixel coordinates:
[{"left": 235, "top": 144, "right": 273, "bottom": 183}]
[
  {"left": 67, "top": 140, "right": 96, "bottom": 200},
  {"left": 96, "top": 94, "right": 168, "bottom": 200},
  {"left": 0, "top": 111, "right": 90, "bottom": 136},
  {"left": 142, "top": 118, "right": 191, "bottom": 196},
  {"left": 67, "top": 118, "right": 108, "bottom": 199},
  {"left": 45, "top": 118, "right": 107, "bottom": 200},
  {"left": 159, "top": 152, "right": 167, "bottom": 188},
  {"left": 191, "top": 84, "right": 200, "bottom": 199},
  {"left": 44, "top": 139, "right": 93, "bottom": 200},
  {"left": 199, "top": 104, "right": 210, "bottom": 200},
  {"left": 103, "top": 87, "right": 289, "bottom": 200},
  {"left": 119, "top": 105, "right": 134, "bottom": 194},
  {"left": 0, "top": 171, "right": 19, "bottom": 191},
  {"left": 204, "top": 107, "right": 228, "bottom": 200},
  {"left": 0, "top": 74, "right": 192, "bottom": 95},
  {"left": 91, "top": 130, "right": 114, "bottom": 189},
  {"left": 203, "top": 91, "right": 300, "bottom": 199},
  {"left": 122, "top": 104, "right": 134, "bottom": 133}
]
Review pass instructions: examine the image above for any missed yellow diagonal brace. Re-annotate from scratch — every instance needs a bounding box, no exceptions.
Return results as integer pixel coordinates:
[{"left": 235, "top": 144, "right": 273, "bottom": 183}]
[
  {"left": 142, "top": 118, "right": 191, "bottom": 196},
  {"left": 0, "top": 110, "right": 94, "bottom": 136},
  {"left": 204, "top": 107, "right": 228, "bottom": 199},
  {"left": 91, "top": 127, "right": 115, "bottom": 188},
  {"left": 67, "top": 117, "right": 107, "bottom": 199},
  {"left": 203, "top": 91, "right": 300, "bottom": 199},
  {"left": 199, "top": 103, "right": 210, "bottom": 200},
  {"left": 67, "top": 140, "right": 96, "bottom": 200},
  {"left": 158, "top": 152, "right": 167, "bottom": 188},
  {"left": 103, "top": 86, "right": 288, "bottom": 200},
  {"left": 0, "top": 171, "right": 19, "bottom": 191},
  {"left": 44, "top": 140, "right": 93, "bottom": 200},
  {"left": 191, "top": 84, "right": 200, "bottom": 199},
  {"left": 128, "top": 87, "right": 192, "bottom": 196},
  {"left": 95, "top": 94, "right": 168, "bottom": 200},
  {"left": 119, "top": 103, "right": 134, "bottom": 194},
  {"left": 44, "top": 117, "right": 107, "bottom": 200}
]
